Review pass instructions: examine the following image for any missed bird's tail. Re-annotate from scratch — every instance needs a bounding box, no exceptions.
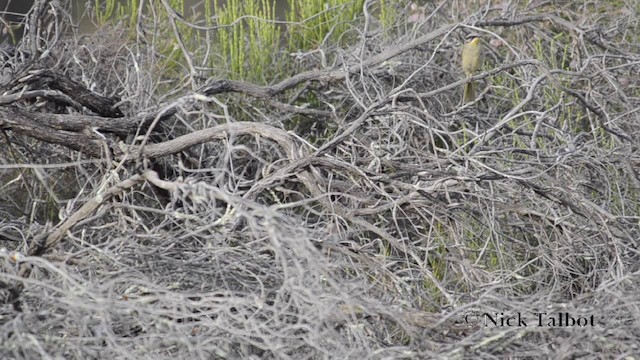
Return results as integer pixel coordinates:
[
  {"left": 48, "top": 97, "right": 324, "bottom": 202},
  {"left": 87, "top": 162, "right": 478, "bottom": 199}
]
[{"left": 463, "top": 82, "right": 475, "bottom": 103}]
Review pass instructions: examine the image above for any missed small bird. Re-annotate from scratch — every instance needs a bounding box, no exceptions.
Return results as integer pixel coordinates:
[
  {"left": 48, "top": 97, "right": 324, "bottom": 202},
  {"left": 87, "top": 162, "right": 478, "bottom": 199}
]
[{"left": 461, "top": 33, "right": 482, "bottom": 103}]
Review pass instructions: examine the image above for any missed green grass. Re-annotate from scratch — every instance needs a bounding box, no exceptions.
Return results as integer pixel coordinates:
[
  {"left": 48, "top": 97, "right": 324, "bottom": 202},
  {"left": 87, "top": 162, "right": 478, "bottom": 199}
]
[
  {"left": 93, "top": 0, "right": 139, "bottom": 28},
  {"left": 287, "top": 0, "right": 365, "bottom": 51},
  {"left": 88, "top": 0, "right": 391, "bottom": 92},
  {"left": 214, "top": 0, "right": 278, "bottom": 83}
]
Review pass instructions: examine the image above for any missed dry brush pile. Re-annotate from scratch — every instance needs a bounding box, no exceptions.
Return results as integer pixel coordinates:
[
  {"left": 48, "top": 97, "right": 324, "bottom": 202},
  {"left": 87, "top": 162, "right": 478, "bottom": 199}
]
[{"left": 1, "top": 0, "right": 640, "bottom": 358}]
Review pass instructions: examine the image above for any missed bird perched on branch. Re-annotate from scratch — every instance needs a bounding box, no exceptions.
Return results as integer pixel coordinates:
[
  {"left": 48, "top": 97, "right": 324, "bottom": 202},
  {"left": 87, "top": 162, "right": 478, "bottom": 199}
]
[{"left": 461, "top": 33, "right": 482, "bottom": 103}]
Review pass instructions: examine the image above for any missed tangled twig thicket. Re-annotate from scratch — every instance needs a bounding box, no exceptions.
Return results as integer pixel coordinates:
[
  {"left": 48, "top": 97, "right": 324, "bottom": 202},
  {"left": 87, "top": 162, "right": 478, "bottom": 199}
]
[{"left": 1, "top": 0, "right": 640, "bottom": 358}]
